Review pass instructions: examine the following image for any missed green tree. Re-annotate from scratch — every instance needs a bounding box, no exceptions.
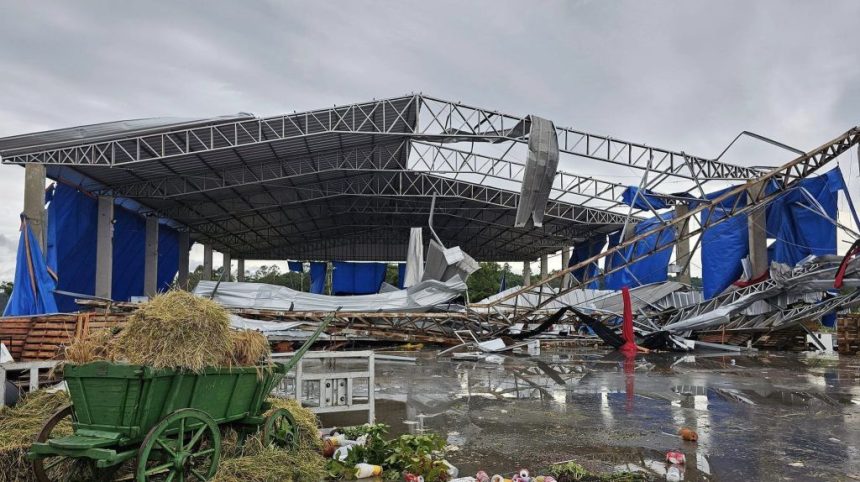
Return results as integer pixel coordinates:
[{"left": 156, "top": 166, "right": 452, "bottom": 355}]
[{"left": 466, "top": 262, "right": 523, "bottom": 302}]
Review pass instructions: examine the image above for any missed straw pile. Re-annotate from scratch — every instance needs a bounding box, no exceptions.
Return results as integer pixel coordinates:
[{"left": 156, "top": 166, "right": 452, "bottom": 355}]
[
  {"left": 112, "top": 291, "right": 233, "bottom": 372},
  {"left": 64, "top": 328, "right": 118, "bottom": 364},
  {"left": 212, "top": 398, "right": 326, "bottom": 482},
  {"left": 0, "top": 390, "right": 71, "bottom": 482},
  {"left": 228, "top": 330, "right": 271, "bottom": 366}
]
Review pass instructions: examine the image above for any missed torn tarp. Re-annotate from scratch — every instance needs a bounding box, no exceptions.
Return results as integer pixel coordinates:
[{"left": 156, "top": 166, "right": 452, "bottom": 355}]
[
  {"left": 515, "top": 116, "right": 559, "bottom": 228},
  {"left": 332, "top": 261, "right": 387, "bottom": 295},
  {"left": 621, "top": 186, "right": 669, "bottom": 210},
  {"left": 604, "top": 213, "right": 675, "bottom": 290},
  {"left": 195, "top": 277, "right": 467, "bottom": 313},
  {"left": 3, "top": 217, "right": 58, "bottom": 316},
  {"left": 309, "top": 262, "right": 327, "bottom": 294},
  {"left": 569, "top": 235, "right": 607, "bottom": 289}
]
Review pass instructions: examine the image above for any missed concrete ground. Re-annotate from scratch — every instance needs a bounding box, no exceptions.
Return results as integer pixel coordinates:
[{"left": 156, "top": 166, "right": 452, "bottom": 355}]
[{"left": 348, "top": 347, "right": 860, "bottom": 481}]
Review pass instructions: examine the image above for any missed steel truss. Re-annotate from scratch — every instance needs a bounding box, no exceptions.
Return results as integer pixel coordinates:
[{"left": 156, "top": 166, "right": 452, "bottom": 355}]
[{"left": 475, "top": 127, "right": 860, "bottom": 320}]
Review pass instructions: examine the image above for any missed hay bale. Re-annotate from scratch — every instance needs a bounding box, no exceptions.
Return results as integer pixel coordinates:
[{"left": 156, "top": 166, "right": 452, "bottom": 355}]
[
  {"left": 229, "top": 330, "right": 271, "bottom": 366},
  {"left": 211, "top": 444, "right": 327, "bottom": 482},
  {"left": 265, "top": 397, "right": 323, "bottom": 452},
  {"left": 0, "top": 390, "right": 70, "bottom": 482},
  {"left": 113, "top": 291, "right": 232, "bottom": 372},
  {"left": 64, "top": 328, "right": 118, "bottom": 364}
]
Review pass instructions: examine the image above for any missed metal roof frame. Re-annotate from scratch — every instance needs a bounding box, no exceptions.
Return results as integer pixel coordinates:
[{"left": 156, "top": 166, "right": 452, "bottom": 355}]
[{"left": 0, "top": 94, "right": 766, "bottom": 262}]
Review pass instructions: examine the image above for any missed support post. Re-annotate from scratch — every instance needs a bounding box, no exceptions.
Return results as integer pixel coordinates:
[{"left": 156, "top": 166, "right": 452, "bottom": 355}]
[
  {"left": 144, "top": 216, "right": 159, "bottom": 298},
  {"left": 23, "top": 164, "right": 47, "bottom": 253},
  {"left": 222, "top": 252, "right": 232, "bottom": 281},
  {"left": 674, "top": 203, "right": 692, "bottom": 285},
  {"left": 523, "top": 261, "right": 531, "bottom": 286},
  {"left": 747, "top": 182, "right": 769, "bottom": 278},
  {"left": 95, "top": 196, "right": 114, "bottom": 300},
  {"left": 561, "top": 247, "right": 571, "bottom": 288},
  {"left": 177, "top": 231, "right": 190, "bottom": 290},
  {"left": 203, "top": 245, "right": 213, "bottom": 280},
  {"left": 540, "top": 254, "right": 549, "bottom": 280},
  {"left": 237, "top": 259, "right": 245, "bottom": 282}
]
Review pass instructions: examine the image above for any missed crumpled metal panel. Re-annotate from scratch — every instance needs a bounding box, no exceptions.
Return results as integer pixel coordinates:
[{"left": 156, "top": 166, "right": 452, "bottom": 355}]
[
  {"left": 515, "top": 116, "right": 559, "bottom": 227},
  {"left": 195, "top": 277, "right": 466, "bottom": 313}
]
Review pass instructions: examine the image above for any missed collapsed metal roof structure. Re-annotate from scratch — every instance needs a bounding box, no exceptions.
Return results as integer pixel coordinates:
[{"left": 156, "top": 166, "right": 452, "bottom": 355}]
[
  {"left": 0, "top": 94, "right": 762, "bottom": 262},
  {"left": 1, "top": 94, "right": 858, "bottom": 347}
]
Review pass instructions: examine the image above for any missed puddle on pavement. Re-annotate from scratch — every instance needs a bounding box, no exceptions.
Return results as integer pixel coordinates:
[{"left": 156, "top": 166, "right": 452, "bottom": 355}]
[{"left": 333, "top": 348, "right": 860, "bottom": 480}]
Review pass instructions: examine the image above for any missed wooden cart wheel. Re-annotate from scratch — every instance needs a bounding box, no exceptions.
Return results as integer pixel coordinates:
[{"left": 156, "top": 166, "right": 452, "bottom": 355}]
[
  {"left": 136, "top": 408, "right": 221, "bottom": 482},
  {"left": 262, "top": 408, "right": 299, "bottom": 450},
  {"left": 32, "top": 404, "right": 76, "bottom": 482}
]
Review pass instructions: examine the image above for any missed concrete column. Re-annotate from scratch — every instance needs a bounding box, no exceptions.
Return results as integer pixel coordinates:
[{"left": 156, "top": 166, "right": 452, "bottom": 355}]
[
  {"left": 523, "top": 261, "right": 531, "bottom": 286},
  {"left": 144, "top": 216, "right": 159, "bottom": 298},
  {"left": 95, "top": 196, "right": 114, "bottom": 299},
  {"left": 23, "top": 164, "right": 47, "bottom": 253},
  {"left": 747, "top": 182, "right": 769, "bottom": 278},
  {"left": 236, "top": 259, "right": 245, "bottom": 282},
  {"left": 540, "top": 254, "right": 549, "bottom": 279},
  {"left": 561, "top": 247, "right": 571, "bottom": 288},
  {"left": 674, "top": 203, "right": 692, "bottom": 285},
  {"left": 202, "top": 245, "right": 213, "bottom": 280},
  {"left": 222, "top": 252, "right": 232, "bottom": 281},
  {"left": 177, "top": 231, "right": 190, "bottom": 290}
]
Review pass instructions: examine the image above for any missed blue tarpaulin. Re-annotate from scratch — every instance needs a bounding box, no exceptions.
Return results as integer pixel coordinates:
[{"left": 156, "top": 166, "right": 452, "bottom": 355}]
[
  {"left": 4, "top": 217, "right": 59, "bottom": 316},
  {"left": 332, "top": 261, "right": 387, "bottom": 295},
  {"left": 700, "top": 185, "right": 750, "bottom": 299},
  {"left": 604, "top": 213, "right": 675, "bottom": 290},
  {"left": 309, "top": 262, "right": 327, "bottom": 294},
  {"left": 287, "top": 261, "right": 303, "bottom": 273},
  {"left": 701, "top": 168, "right": 847, "bottom": 299},
  {"left": 621, "top": 186, "right": 669, "bottom": 210},
  {"left": 46, "top": 183, "right": 182, "bottom": 310},
  {"left": 766, "top": 169, "right": 841, "bottom": 266},
  {"left": 569, "top": 236, "right": 607, "bottom": 289}
]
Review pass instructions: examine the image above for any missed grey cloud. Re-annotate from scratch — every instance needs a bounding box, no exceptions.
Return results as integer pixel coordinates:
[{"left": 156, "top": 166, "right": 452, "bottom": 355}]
[{"left": 0, "top": 0, "right": 858, "bottom": 279}]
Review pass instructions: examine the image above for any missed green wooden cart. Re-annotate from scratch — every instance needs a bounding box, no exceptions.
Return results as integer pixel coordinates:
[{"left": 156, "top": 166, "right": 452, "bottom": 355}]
[{"left": 29, "top": 320, "right": 328, "bottom": 482}]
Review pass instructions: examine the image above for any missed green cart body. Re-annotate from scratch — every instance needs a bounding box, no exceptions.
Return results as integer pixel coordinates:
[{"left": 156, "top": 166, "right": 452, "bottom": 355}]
[
  {"left": 29, "top": 318, "right": 329, "bottom": 481},
  {"left": 30, "top": 362, "right": 286, "bottom": 466}
]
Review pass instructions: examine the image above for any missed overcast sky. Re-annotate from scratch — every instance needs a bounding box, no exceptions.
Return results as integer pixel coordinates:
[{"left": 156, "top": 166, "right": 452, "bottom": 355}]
[{"left": 0, "top": 0, "right": 857, "bottom": 279}]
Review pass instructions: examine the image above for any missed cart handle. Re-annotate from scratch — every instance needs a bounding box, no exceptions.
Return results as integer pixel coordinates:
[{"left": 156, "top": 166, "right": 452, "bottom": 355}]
[{"left": 275, "top": 310, "right": 337, "bottom": 372}]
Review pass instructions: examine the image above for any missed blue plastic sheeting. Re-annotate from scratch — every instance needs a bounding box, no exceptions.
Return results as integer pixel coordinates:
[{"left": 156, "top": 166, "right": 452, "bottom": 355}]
[
  {"left": 332, "top": 261, "right": 387, "bottom": 295},
  {"left": 46, "top": 183, "right": 181, "bottom": 311},
  {"left": 621, "top": 186, "right": 669, "bottom": 210},
  {"left": 701, "top": 168, "right": 846, "bottom": 299},
  {"left": 287, "top": 261, "right": 303, "bottom": 273},
  {"left": 604, "top": 213, "right": 675, "bottom": 290},
  {"left": 3, "top": 218, "right": 59, "bottom": 316},
  {"left": 766, "top": 168, "right": 841, "bottom": 266},
  {"left": 700, "top": 185, "right": 750, "bottom": 299},
  {"left": 397, "top": 263, "right": 406, "bottom": 289},
  {"left": 569, "top": 236, "right": 607, "bottom": 289},
  {"left": 309, "top": 262, "right": 327, "bottom": 294}
]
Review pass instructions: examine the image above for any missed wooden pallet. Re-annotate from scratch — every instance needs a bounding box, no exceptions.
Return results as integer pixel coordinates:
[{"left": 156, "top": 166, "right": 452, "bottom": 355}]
[
  {"left": 838, "top": 315, "right": 860, "bottom": 354},
  {"left": 0, "top": 313, "right": 128, "bottom": 361}
]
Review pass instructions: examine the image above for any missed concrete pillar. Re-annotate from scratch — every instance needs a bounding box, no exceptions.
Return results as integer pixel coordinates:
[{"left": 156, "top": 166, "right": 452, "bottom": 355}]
[
  {"left": 236, "top": 259, "right": 245, "bottom": 282},
  {"left": 523, "top": 261, "right": 531, "bottom": 286},
  {"left": 747, "top": 182, "right": 769, "bottom": 278},
  {"left": 95, "top": 196, "right": 114, "bottom": 299},
  {"left": 177, "top": 231, "right": 190, "bottom": 290},
  {"left": 561, "top": 247, "right": 571, "bottom": 288},
  {"left": 23, "top": 164, "right": 47, "bottom": 253},
  {"left": 540, "top": 254, "right": 549, "bottom": 279},
  {"left": 674, "top": 203, "right": 692, "bottom": 285},
  {"left": 222, "top": 252, "right": 232, "bottom": 281},
  {"left": 144, "top": 216, "right": 159, "bottom": 298},
  {"left": 202, "top": 245, "right": 213, "bottom": 280}
]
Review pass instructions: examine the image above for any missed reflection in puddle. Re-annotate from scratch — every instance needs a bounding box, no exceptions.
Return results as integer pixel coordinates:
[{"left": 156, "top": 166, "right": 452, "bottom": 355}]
[{"left": 363, "top": 349, "right": 860, "bottom": 480}]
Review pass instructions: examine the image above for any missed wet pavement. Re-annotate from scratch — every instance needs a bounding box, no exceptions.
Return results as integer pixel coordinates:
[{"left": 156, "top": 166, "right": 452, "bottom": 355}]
[{"left": 346, "top": 348, "right": 860, "bottom": 481}]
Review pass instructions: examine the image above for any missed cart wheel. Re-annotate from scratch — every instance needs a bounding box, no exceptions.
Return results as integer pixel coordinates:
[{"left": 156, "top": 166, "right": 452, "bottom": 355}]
[
  {"left": 33, "top": 404, "right": 76, "bottom": 482},
  {"left": 262, "top": 408, "right": 299, "bottom": 450},
  {"left": 136, "top": 408, "right": 221, "bottom": 482}
]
